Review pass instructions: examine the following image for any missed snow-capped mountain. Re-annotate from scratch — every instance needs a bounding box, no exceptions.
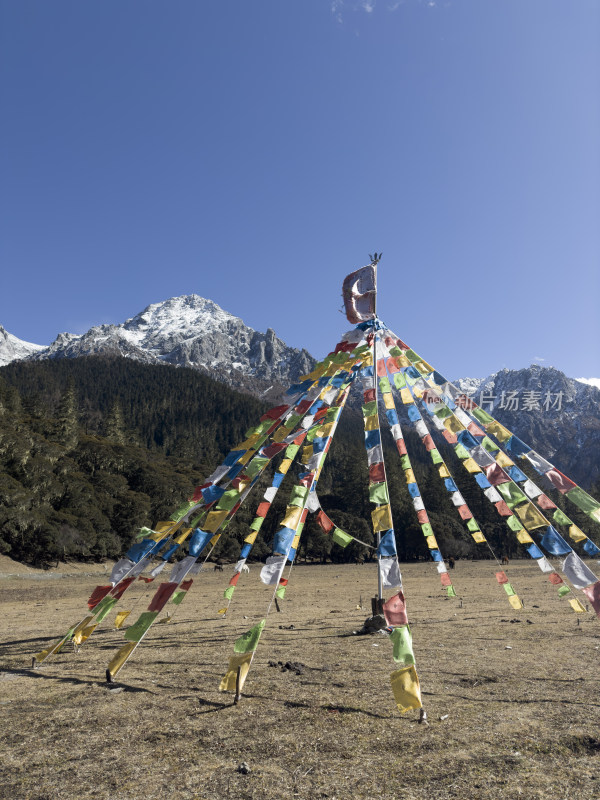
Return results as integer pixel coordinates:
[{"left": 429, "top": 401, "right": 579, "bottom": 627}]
[
  {"left": 9, "top": 295, "right": 315, "bottom": 396},
  {"left": 0, "top": 326, "right": 45, "bottom": 367},
  {"left": 452, "top": 366, "right": 600, "bottom": 487}
]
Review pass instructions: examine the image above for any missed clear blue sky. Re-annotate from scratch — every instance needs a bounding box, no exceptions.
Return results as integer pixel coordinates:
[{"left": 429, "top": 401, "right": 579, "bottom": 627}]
[{"left": 1, "top": 0, "right": 599, "bottom": 379}]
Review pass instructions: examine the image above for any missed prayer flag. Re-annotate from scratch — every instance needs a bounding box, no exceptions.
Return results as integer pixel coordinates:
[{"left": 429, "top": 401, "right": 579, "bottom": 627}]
[
  {"left": 219, "top": 652, "right": 253, "bottom": 693},
  {"left": 234, "top": 620, "right": 266, "bottom": 654},
  {"left": 390, "top": 666, "right": 422, "bottom": 713},
  {"left": 390, "top": 626, "right": 415, "bottom": 665},
  {"left": 114, "top": 610, "right": 131, "bottom": 629}
]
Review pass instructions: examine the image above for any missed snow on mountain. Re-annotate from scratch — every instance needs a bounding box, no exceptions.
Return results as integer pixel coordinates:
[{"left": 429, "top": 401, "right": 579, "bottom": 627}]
[
  {"left": 452, "top": 365, "right": 600, "bottom": 487},
  {"left": 23, "top": 295, "right": 315, "bottom": 395},
  {"left": 0, "top": 325, "right": 45, "bottom": 367},
  {"left": 576, "top": 377, "right": 600, "bottom": 391}
]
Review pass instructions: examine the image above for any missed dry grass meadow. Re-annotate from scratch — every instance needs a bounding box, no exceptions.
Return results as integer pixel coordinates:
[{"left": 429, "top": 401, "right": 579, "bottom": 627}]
[{"left": 1, "top": 556, "right": 599, "bottom": 800}]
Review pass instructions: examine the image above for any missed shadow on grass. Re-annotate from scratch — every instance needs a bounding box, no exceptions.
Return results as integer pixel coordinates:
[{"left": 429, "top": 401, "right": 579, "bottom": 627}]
[{"left": 1, "top": 667, "right": 153, "bottom": 693}]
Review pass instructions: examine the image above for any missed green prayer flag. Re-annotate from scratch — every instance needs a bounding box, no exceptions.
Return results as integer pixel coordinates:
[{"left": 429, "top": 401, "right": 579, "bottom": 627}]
[
  {"left": 393, "top": 372, "right": 406, "bottom": 390},
  {"left": 306, "top": 426, "right": 318, "bottom": 442},
  {"left": 172, "top": 590, "right": 187, "bottom": 605},
  {"left": 379, "top": 377, "right": 391, "bottom": 393},
  {"left": 170, "top": 501, "right": 195, "bottom": 522},
  {"left": 405, "top": 349, "right": 421, "bottom": 364},
  {"left": 296, "top": 521, "right": 305, "bottom": 537},
  {"left": 250, "top": 517, "right": 265, "bottom": 532},
  {"left": 389, "top": 626, "right": 415, "bottom": 666},
  {"left": 400, "top": 455, "right": 411, "bottom": 470},
  {"left": 447, "top": 586, "right": 457, "bottom": 598},
  {"left": 217, "top": 489, "right": 241, "bottom": 511},
  {"left": 224, "top": 586, "right": 235, "bottom": 600},
  {"left": 285, "top": 444, "right": 300, "bottom": 459},
  {"left": 507, "top": 515, "right": 524, "bottom": 531},
  {"left": 421, "top": 523, "right": 433, "bottom": 537},
  {"left": 124, "top": 611, "right": 159, "bottom": 642},
  {"left": 496, "top": 482, "right": 528, "bottom": 509},
  {"left": 503, "top": 583, "right": 516, "bottom": 596},
  {"left": 362, "top": 401, "right": 377, "bottom": 417},
  {"left": 389, "top": 345, "right": 403, "bottom": 357},
  {"left": 94, "top": 596, "right": 118, "bottom": 622},
  {"left": 430, "top": 449, "right": 443, "bottom": 464},
  {"left": 466, "top": 518, "right": 480, "bottom": 532},
  {"left": 472, "top": 407, "right": 494, "bottom": 425},
  {"left": 244, "top": 457, "right": 269, "bottom": 478},
  {"left": 286, "top": 413, "right": 302, "bottom": 430},
  {"left": 289, "top": 485, "right": 309, "bottom": 507},
  {"left": 552, "top": 508, "right": 571, "bottom": 526},
  {"left": 276, "top": 586, "right": 286, "bottom": 599},
  {"left": 454, "top": 444, "right": 469, "bottom": 460},
  {"left": 481, "top": 436, "right": 500, "bottom": 454},
  {"left": 566, "top": 487, "right": 600, "bottom": 516},
  {"left": 332, "top": 528, "right": 353, "bottom": 547},
  {"left": 434, "top": 405, "right": 452, "bottom": 420},
  {"left": 557, "top": 585, "right": 571, "bottom": 597},
  {"left": 189, "top": 512, "right": 206, "bottom": 529},
  {"left": 233, "top": 619, "right": 266, "bottom": 654},
  {"left": 369, "top": 482, "right": 389, "bottom": 505},
  {"left": 325, "top": 407, "right": 339, "bottom": 422}
]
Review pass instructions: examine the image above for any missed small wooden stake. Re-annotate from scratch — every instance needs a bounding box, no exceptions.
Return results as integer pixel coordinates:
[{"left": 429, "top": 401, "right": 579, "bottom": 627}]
[
  {"left": 233, "top": 666, "right": 242, "bottom": 705},
  {"left": 419, "top": 708, "right": 428, "bottom": 726},
  {"left": 106, "top": 668, "right": 114, "bottom": 684},
  {"left": 31, "top": 657, "right": 37, "bottom": 670},
  {"left": 274, "top": 598, "right": 281, "bottom": 613}
]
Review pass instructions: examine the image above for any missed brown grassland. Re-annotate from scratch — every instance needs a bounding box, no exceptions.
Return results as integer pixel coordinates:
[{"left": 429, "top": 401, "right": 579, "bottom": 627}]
[{"left": 1, "top": 557, "right": 599, "bottom": 800}]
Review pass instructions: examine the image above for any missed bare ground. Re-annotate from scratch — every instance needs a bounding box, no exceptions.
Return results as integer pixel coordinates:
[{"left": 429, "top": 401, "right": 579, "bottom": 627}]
[{"left": 1, "top": 560, "right": 599, "bottom": 800}]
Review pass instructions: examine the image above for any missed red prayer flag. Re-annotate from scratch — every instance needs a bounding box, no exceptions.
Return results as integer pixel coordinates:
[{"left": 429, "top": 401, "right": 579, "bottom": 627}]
[
  {"left": 229, "top": 572, "right": 241, "bottom": 587},
  {"left": 256, "top": 502, "right": 270, "bottom": 518},
  {"left": 179, "top": 579, "right": 193, "bottom": 592},
  {"left": 138, "top": 576, "right": 154, "bottom": 583},
  {"left": 369, "top": 462, "right": 385, "bottom": 483},
  {"left": 383, "top": 591, "right": 408, "bottom": 627},
  {"left": 548, "top": 572, "right": 563, "bottom": 585},
  {"left": 363, "top": 388, "right": 376, "bottom": 403},
  {"left": 148, "top": 582, "right": 178, "bottom": 612},
  {"left": 316, "top": 510, "right": 334, "bottom": 533},
  {"left": 386, "top": 357, "right": 400, "bottom": 374},
  {"left": 582, "top": 581, "right": 600, "bottom": 619},
  {"left": 442, "top": 430, "right": 458, "bottom": 445},
  {"left": 536, "top": 494, "right": 557, "bottom": 510},
  {"left": 417, "top": 509, "right": 429, "bottom": 524},
  {"left": 494, "top": 500, "right": 512, "bottom": 516},
  {"left": 495, "top": 571, "right": 508, "bottom": 584},
  {"left": 485, "top": 463, "right": 511, "bottom": 485},
  {"left": 545, "top": 469, "right": 577, "bottom": 495},
  {"left": 87, "top": 585, "right": 112, "bottom": 610},
  {"left": 440, "top": 572, "right": 452, "bottom": 587},
  {"left": 261, "top": 405, "right": 290, "bottom": 421},
  {"left": 422, "top": 434, "right": 435, "bottom": 451},
  {"left": 395, "top": 438, "right": 407, "bottom": 456},
  {"left": 457, "top": 504, "right": 473, "bottom": 520},
  {"left": 467, "top": 422, "right": 484, "bottom": 437},
  {"left": 376, "top": 359, "right": 387, "bottom": 377},
  {"left": 112, "top": 577, "right": 135, "bottom": 600},
  {"left": 261, "top": 443, "right": 286, "bottom": 459},
  {"left": 295, "top": 400, "right": 312, "bottom": 415},
  {"left": 279, "top": 578, "right": 288, "bottom": 586}
]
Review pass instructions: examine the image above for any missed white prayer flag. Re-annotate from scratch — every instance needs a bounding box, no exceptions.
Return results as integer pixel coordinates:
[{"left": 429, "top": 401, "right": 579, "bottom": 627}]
[{"left": 260, "top": 555, "right": 286, "bottom": 585}]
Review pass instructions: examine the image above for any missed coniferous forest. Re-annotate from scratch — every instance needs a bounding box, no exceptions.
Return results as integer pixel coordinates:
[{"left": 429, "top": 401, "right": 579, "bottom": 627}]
[{"left": 1, "top": 356, "right": 597, "bottom": 567}]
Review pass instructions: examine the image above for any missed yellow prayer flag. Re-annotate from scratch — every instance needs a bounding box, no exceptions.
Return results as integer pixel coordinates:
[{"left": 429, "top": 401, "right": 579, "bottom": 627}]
[
  {"left": 301, "top": 446, "right": 313, "bottom": 462},
  {"left": 486, "top": 420, "right": 512, "bottom": 442},
  {"left": 217, "top": 607, "right": 228, "bottom": 615},
  {"left": 271, "top": 426, "right": 289, "bottom": 443},
  {"left": 416, "top": 360, "right": 434, "bottom": 374},
  {"left": 73, "top": 622, "right": 98, "bottom": 646},
  {"left": 204, "top": 509, "right": 229, "bottom": 533},
  {"left": 390, "top": 665, "right": 422, "bottom": 713},
  {"left": 371, "top": 504, "right": 393, "bottom": 532},
  {"left": 317, "top": 422, "right": 334, "bottom": 437},
  {"left": 279, "top": 458, "right": 293, "bottom": 473},
  {"left": 291, "top": 533, "right": 301, "bottom": 550},
  {"left": 425, "top": 535, "right": 438, "bottom": 550},
  {"left": 568, "top": 598, "right": 586, "bottom": 614},
  {"left": 438, "top": 464, "right": 450, "bottom": 479},
  {"left": 383, "top": 392, "right": 395, "bottom": 409},
  {"left": 219, "top": 652, "right": 253, "bottom": 693},
  {"left": 462, "top": 458, "right": 481, "bottom": 474},
  {"left": 245, "top": 531, "right": 258, "bottom": 544},
  {"left": 209, "top": 533, "right": 221, "bottom": 547},
  {"left": 174, "top": 527, "right": 192, "bottom": 545},
  {"left": 238, "top": 435, "right": 260, "bottom": 449},
  {"left": 444, "top": 416, "right": 464, "bottom": 434},
  {"left": 364, "top": 414, "right": 379, "bottom": 431},
  {"left": 412, "top": 385, "right": 424, "bottom": 399},
  {"left": 71, "top": 615, "right": 95, "bottom": 642},
  {"left": 238, "top": 451, "right": 253, "bottom": 465},
  {"left": 495, "top": 451, "right": 514, "bottom": 468},
  {"left": 396, "top": 354, "right": 410, "bottom": 368},
  {"left": 282, "top": 505, "right": 303, "bottom": 529},
  {"left": 155, "top": 615, "right": 172, "bottom": 625},
  {"left": 516, "top": 529, "right": 534, "bottom": 544},
  {"left": 114, "top": 610, "right": 131, "bottom": 629},
  {"left": 515, "top": 502, "right": 548, "bottom": 530},
  {"left": 471, "top": 531, "right": 486, "bottom": 543},
  {"left": 107, "top": 642, "right": 137, "bottom": 679},
  {"left": 508, "top": 594, "right": 523, "bottom": 610},
  {"left": 155, "top": 520, "right": 177, "bottom": 534},
  {"left": 400, "top": 388, "right": 413, "bottom": 405},
  {"left": 404, "top": 468, "right": 416, "bottom": 484},
  {"left": 568, "top": 525, "right": 587, "bottom": 543},
  {"left": 362, "top": 354, "right": 373, "bottom": 367}
]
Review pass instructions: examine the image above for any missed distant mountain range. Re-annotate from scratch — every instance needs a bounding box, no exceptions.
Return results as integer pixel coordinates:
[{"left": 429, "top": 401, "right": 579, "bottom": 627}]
[
  {"left": 1, "top": 296, "right": 599, "bottom": 486},
  {"left": 0, "top": 296, "right": 315, "bottom": 399}
]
